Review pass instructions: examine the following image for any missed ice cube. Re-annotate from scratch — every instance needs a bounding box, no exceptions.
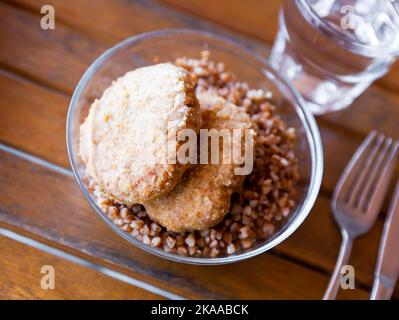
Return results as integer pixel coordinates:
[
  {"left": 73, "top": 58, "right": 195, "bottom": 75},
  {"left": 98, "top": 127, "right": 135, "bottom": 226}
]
[
  {"left": 353, "top": 17, "right": 380, "bottom": 46},
  {"left": 354, "top": 0, "right": 378, "bottom": 15},
  {"left": 311, "top": 0, "right": 336, "bottom": 17},
  {"left": 373, "top": 12, "right": 396, "bottom": 44}
]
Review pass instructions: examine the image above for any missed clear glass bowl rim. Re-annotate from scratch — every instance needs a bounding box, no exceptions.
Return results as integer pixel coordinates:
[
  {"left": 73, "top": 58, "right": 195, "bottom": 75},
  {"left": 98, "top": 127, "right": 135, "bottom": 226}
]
[{"left": 66, "top": 28, "right": 323, "bottom": 265}]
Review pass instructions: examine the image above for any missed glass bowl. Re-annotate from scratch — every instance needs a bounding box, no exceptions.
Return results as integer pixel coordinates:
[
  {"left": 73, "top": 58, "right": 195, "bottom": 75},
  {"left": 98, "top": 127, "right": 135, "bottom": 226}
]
[{"left": 67, "top": 29, "right": 323, "bottom": 264}]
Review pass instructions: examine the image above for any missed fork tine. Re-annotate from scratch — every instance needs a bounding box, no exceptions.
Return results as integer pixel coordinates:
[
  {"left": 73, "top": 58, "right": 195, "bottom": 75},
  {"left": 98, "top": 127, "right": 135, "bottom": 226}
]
[
  {"left": 333, "top": 131, "right": 377, "bottom": 204},
  {"left": 355, "top": 137, "right": 392, "bottom": 209},
  {"left": 362, "top": 140, "right": 399, "bottom": 213},
  {"left": 347, "top": 133, "right": 385, "bottom": 207}
]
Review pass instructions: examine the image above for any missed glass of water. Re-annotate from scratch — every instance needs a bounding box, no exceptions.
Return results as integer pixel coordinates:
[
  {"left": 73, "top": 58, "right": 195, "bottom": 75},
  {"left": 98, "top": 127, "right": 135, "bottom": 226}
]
[{"left": 270, "top": 0, "right": 399, "bottom": 114}]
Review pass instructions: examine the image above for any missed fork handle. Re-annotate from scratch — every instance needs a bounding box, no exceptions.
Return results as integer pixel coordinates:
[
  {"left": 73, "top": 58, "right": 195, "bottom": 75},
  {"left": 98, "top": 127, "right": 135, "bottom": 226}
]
[
  {"left": 323, "top": 231, "right": 353, "bottom": 300},
  {"left": 370, "top": 276, "right": 395, "bottom": 300}
]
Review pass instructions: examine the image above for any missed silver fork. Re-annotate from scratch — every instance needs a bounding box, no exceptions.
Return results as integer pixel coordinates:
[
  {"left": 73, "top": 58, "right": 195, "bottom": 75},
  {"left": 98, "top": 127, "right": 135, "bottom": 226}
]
[{"left": 323, "top": 131, "right": 399, "bottom": 300}]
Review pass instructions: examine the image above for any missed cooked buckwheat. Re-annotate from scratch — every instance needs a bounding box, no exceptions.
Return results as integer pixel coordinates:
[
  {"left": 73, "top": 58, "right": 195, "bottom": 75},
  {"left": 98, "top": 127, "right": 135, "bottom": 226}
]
[{"left": 89, "top": 51, "right": 299, "bottom": 258}]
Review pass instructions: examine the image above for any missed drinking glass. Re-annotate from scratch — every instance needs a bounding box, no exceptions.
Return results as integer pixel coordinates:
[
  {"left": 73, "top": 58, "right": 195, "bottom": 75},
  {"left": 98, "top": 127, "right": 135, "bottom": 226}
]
[{"left": 270, "top": 0, "right": 399, "bottom": 114}]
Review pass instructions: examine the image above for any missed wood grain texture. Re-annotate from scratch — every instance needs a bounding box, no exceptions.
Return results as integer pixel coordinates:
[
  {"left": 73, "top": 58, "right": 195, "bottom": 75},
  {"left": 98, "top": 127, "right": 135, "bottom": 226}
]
[
  {"left": 2, "top": 81, "right": 399, "bottom": 276},
  {"left": 165, "top": 0, "right": 281, "bottom": 43},
  {"left": 1, "top": 2, "right": 398, "bottom": 190},
  {"left": 0, "top": 236, "right": 162, "bottom": 299},
  {"left": 0, "top": 2, "right": 106, "bottom": 94},
  {"left": 0, "top": 70, "right": 69, "bottom": 167},
  {"left": 1, "top": 67, "right": 398, "bottom": 204},
  {"left": 0, "top": 149, "right": 368, "bottom": 299},
  {"left": 9, "top": 0, "right": 266, "bottom": 54},
  {"left": 0, "top": 2, "right": 397, "bottom": 298},
  {"left": 3, "top": 0, "right": 399, "bottom": 139},
  {"left": 321, "top": 86, "right": 399, "bottom": 139},
  {"left": 1, "top": 0, "right": 398, "bottom": 299},
  {"left": 0, "top": 0, "right": 266, "bottom": 97},
  {"left": 161, "top": 0, "right": 399, "bottom": 93},
  {"left": 0, "top": 70, "right": 389, "bottom": 292}
]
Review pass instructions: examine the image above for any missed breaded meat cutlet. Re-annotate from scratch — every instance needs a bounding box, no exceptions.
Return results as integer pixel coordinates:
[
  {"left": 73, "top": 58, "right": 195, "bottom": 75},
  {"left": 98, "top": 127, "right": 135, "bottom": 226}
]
[
  {"left": 144, "top": 92, "right": 253, "bottom": 232},
  {"left": 79, "top": 63, "right": 201, "bottom": 205}
]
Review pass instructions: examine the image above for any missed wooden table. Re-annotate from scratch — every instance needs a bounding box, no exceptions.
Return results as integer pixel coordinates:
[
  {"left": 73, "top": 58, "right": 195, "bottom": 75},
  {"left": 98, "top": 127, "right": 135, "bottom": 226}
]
[{"left": 1, "top": 0, "right": 398, "bottom": 299}]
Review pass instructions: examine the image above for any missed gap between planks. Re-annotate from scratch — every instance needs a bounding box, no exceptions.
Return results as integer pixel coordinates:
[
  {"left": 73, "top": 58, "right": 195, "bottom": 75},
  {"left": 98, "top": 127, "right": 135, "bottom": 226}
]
[
  {"left": 1, "top": 0, "right": 397, "bottom": 143},
  {"left": 0, "top": 62, "right": 395, "bottom": 210},
  {"left": 0, "top": 141, "right": 372, "bottom": 294},
  {"left": 2, "top": 0, "right": 395, "bottom": 147},
  {"left": 0, "top": 0, "right": 396, "bottom": 296},
  {"left": 0, "top": 223, "right": 184, "bottom": 300}
]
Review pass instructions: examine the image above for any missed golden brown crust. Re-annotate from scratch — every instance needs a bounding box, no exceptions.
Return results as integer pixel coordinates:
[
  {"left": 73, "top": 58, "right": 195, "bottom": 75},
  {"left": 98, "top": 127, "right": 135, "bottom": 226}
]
[
  {"left": 79, "top": 63, "right": 200, "bottom": 205},
  {"left": 144, "top": 93, "right": 253, "bottom": 232}
]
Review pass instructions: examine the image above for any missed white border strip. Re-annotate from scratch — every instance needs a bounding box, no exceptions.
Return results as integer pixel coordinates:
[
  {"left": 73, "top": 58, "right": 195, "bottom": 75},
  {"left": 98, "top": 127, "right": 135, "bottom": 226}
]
[{"left": 0, "top": 227, "right": 185, "bottom": 300}]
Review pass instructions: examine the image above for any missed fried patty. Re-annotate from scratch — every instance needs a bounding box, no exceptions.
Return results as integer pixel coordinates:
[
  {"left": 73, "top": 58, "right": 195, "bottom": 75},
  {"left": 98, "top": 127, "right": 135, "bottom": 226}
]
[
  {"left": 79, "top": 63, "right": 200, "bottom": 205},
  {"left": 144, "top": 92, "right": 253, "bottom": 232}
]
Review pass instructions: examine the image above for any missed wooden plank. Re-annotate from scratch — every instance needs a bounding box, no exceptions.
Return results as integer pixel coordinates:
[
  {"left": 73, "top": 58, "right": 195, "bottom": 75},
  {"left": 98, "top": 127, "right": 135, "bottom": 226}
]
[
  {"left": 281, "top": 196, "right": 382, "bottom": 287},
  {"left": 161, "top": 0, "right": 399, "bottom": 93},
  {"left": 321, "top": 86, "right": 399, "bottom": 140},
  {"left": 2, "top": 67, "right": 399, "bottom": 224},
  {"left": 3, "top": 68, "right": 399, "bottom": 205},
  {"left": 0, "top": 2, "right": 106, "bottom": 94},
  {"left": 0, "top": 70, "right": 69, "bottom": 168},
  {"left": 0, "top": 148, "right": 367, "bottom": 299},
  {"left": 10, "top": 0, "right": 224, "bottom": 44},
  {"left": 0, "top": 235, "right": 162, "bottom": 299},
  {"left": 320, "top": 125, "right": 399, "bottom": 214},
  {"left": 1, "top": 46, "right": 398, "bottom": 199},
  {"left": 0, "top": 66, "right": 354, "bottom": 198},
  {"left": 0, "top": 0, "right": 397, "bottom": 298},
  {"left": 162, "top": 0, "right": 281, "bottom": 44},
  {"left": 1, "top": 0, "right": 265, "bottom": 96},
  {"left": 9, "top": 0, "right": 266, "bottom": 54},
  {"left": 0, "top": 71, "right": 380, "bottom": 292},
  {"left": 3, "top": 1, "right": 399, "bottom": 139},
  {"left": 0, "top": 37, "right": 397, "bottom": 296}
]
